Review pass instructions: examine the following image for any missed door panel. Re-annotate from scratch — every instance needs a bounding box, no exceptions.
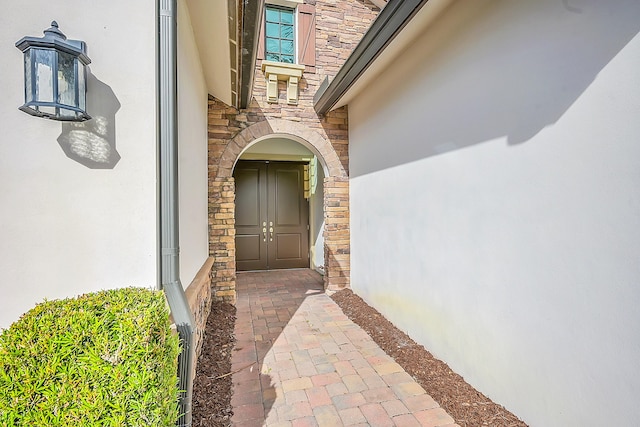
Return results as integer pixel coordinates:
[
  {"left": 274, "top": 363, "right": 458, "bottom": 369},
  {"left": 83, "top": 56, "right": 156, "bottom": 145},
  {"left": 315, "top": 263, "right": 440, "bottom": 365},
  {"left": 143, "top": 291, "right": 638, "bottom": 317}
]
[
  {"left": 234, "top": 162, "right": 268, "bottom": 271},
  {"left": 268, "top": 163, "right": 309, "bottom": 269},
  {"left": 236, "top": 235, "right": 262, "bottom": 261},
  {"left": 234, "top": 161, "right": 309, "bottom": 271},
  {"left": 274, "top": 169, "right": 301, "bottom": 225},
  {"left": 275, "top": 234, "right": 302, "bottom": 259},
  {"left": 235, "top": 168, "right": 261, "bottom": 225}
]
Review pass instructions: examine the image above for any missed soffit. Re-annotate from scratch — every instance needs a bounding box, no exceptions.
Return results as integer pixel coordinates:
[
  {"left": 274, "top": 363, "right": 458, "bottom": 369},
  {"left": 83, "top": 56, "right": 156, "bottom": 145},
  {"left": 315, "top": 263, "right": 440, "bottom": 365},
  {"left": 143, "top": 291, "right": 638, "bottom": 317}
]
[{"left": 185, "top": 0, "right": 234, "bottom": 106}]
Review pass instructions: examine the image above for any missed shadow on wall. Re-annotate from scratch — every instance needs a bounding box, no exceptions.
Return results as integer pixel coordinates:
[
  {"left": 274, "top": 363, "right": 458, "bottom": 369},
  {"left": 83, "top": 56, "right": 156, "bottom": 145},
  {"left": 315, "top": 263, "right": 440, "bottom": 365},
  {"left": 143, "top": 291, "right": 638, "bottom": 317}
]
[
  {"left": 57, "top": 73, "right": 121, "bottom": 169},
  {"left": 350, "top": 0, "right": 640, "bottom": 177}
]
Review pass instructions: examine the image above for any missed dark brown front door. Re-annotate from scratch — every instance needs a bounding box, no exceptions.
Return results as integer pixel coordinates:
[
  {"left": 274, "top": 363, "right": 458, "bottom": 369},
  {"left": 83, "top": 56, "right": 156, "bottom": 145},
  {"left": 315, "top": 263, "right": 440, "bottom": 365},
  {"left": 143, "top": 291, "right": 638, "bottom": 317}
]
[{"left": 234, "top": 161, "right": 310, "bottom": 271}]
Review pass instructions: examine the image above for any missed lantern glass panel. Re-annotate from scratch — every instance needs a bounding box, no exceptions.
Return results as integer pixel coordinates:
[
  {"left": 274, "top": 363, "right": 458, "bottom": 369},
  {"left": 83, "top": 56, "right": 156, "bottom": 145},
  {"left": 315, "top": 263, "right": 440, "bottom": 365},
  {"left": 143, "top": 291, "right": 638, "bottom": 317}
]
[
  {"left": 39, "top": 105, "right": 57, "bottom": 116},
  {"left": 57, "top": 51, "right": 76, "bottom": 108},
  {"left": 78, "top": 62, "right": 86, "bottom": 111},
  {"left": 24, "top": 50, "right": 33, "bottom": 103},
  {"left": 34, "top": 49, "right": 54, "bottom": 103}
]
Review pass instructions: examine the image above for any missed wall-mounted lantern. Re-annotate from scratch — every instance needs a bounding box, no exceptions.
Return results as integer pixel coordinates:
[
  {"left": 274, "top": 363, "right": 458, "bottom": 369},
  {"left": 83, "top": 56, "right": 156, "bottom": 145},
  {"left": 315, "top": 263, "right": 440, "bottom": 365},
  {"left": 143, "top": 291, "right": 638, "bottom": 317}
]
[{"left": 15, "top": 21, "right": 91, "bottom": 121}]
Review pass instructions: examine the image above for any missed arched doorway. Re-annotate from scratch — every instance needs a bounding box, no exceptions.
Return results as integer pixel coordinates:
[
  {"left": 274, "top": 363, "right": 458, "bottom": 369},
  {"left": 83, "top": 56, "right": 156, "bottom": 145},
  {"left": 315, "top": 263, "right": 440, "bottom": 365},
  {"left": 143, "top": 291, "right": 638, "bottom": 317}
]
[
  {"left": 234, "top": 137, "right": 325, "bottom": 273},
  {"left": 209, "top": 119, "right": 350, "bottom": 302}
]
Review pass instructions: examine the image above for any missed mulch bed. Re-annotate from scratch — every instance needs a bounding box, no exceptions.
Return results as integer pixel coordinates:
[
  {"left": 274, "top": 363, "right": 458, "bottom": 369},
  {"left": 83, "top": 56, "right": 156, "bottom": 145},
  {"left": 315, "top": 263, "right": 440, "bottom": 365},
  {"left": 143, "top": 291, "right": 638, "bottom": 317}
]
[
  {"left": 192, "top": 300, "right": 236, "bottom": 427},
  {"left": 191, "top": 289, "right": 527, "bottom": 427},
  {"left": 331, "top": 289, "right": 528, "bottom": 427}
]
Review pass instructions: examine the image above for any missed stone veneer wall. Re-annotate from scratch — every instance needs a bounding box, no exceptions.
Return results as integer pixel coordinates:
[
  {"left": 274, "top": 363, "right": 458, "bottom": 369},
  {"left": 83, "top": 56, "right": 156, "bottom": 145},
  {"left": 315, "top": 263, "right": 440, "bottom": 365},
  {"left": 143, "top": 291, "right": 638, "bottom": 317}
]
[
  {"left": 208, "top": 176, "right": 236, "bottom": 302},
  {"left": 184, "top": 257, "right": 215, "bottom": 357},
  {"left": 208, "top": 0, "right": 379, "bottom": 300}
]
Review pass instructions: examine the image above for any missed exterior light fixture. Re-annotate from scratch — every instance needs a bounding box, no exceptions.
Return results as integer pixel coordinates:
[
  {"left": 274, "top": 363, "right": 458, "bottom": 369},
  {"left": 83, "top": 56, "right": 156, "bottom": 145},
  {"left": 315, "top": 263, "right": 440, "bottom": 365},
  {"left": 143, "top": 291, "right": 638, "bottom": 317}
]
[{"left": 15, "top": 21, "right": 91, "bottom": 121}]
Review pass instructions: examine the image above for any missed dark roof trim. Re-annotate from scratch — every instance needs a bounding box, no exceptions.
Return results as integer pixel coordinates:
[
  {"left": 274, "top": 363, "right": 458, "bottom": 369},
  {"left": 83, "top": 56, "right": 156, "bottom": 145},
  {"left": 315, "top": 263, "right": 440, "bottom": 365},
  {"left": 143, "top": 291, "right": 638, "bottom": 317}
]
[
  {"left": 313, "top": 0, "right": 429, "bottom": 115},
  {"left": 239, "top": 0, "right": 265, "bottom": 109}
]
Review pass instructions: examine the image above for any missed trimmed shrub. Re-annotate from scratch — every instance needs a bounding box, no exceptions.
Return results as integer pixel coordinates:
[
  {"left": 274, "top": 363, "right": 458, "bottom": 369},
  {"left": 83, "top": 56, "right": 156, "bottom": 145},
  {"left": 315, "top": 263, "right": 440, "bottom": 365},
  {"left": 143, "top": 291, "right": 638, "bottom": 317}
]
[{"left": 0, "top": 287, "right": 180, "bottom": 426}]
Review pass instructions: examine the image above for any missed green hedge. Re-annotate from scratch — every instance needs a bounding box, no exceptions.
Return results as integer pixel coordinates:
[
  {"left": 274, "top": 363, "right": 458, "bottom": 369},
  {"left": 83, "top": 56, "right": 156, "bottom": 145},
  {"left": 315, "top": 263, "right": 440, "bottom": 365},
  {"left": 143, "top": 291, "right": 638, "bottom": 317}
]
[{"left": 0, "top": 287, "right": 180, "bottom": 426}]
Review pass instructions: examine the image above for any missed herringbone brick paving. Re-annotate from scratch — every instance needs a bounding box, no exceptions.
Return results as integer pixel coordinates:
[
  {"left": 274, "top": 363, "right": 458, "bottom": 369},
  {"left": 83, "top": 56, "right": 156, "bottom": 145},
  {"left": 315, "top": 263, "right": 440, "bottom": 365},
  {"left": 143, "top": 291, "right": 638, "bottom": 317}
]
[{"left": 231, "top": 269, "right": 459, "bottom": 427}]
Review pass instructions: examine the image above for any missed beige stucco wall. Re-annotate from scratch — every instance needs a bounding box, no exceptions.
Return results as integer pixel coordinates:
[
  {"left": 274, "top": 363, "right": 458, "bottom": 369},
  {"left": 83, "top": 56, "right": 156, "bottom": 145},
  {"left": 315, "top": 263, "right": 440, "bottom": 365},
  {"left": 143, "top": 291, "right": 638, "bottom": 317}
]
[
  {"left": 0, "top": 2, "right": 158, "bottom": 329},
  {"left": 348, "top": 0, "right": 640, "bottom": 426},
  {"left": 178, "top": 0, "right": 210, "bottom": 288}
]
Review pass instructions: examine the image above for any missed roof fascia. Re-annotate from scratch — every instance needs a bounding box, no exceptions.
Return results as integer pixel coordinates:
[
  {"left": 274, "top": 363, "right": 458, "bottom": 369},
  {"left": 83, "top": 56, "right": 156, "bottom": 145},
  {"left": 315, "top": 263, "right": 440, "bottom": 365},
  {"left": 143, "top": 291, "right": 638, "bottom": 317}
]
[{"left": 313, "top": 0, "right": 429, "bottom": 115}]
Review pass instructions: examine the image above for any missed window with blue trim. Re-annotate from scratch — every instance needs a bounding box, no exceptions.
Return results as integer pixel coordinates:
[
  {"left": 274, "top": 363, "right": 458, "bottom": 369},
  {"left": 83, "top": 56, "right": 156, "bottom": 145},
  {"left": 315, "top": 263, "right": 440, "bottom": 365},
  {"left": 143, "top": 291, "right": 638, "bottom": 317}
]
[{"left": 265, "top": 6, "right": 295, "bottom": 64}]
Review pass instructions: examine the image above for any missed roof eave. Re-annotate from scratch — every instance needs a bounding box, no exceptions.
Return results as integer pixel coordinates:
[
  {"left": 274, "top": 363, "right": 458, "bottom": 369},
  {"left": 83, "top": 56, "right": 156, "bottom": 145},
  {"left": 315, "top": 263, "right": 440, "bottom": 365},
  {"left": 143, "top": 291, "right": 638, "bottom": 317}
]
[{"left": 313, "top": 0, "right": 429, "bottom": 115}]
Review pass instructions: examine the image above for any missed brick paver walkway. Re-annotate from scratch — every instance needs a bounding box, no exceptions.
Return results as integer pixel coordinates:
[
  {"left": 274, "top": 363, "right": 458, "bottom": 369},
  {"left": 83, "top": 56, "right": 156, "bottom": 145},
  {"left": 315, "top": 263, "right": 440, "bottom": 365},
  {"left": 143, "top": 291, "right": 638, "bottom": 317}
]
[{"left": 230, "top": 269, "right": 459, "bottom": 427}]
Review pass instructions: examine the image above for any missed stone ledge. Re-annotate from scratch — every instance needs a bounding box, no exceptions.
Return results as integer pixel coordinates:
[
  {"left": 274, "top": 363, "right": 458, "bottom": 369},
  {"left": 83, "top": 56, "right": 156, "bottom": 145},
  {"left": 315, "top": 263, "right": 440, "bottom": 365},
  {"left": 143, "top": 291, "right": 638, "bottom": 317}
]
[{"left": 185, "top": 256, "right": 215, "bottom": 358}]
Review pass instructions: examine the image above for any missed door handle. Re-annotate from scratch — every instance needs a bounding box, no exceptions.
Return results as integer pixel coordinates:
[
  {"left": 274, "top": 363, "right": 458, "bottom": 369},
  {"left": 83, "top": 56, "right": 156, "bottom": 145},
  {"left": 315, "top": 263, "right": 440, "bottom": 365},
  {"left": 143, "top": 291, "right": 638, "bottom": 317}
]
[
  {"left": 263, "top": 227, "right": 267, "bottom": 242},
  {"left": 269, "top": 227, "right": 274, "bottom": 242}
]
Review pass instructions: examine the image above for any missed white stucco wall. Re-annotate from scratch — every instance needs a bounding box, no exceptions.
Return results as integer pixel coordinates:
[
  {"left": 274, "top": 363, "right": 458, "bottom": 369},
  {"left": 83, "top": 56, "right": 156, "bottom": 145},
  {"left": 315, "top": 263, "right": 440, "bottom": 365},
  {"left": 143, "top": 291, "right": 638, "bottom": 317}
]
[
  {"left": 0, "top": 2, "right": 158, "bottom": 329},
  {"left": 348, "top": 1, "right": 640, "bottom": 426},
  {"left": 177, "top": 0, "right": 209, "bottom": 287}
]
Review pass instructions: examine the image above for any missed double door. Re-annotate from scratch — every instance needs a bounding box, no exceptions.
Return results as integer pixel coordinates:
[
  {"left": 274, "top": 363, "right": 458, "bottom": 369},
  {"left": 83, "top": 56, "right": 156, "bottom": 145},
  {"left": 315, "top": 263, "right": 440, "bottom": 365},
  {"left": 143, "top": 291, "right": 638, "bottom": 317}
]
[{"left": 234, "top": 161, "right": 309, "bottom": 271}]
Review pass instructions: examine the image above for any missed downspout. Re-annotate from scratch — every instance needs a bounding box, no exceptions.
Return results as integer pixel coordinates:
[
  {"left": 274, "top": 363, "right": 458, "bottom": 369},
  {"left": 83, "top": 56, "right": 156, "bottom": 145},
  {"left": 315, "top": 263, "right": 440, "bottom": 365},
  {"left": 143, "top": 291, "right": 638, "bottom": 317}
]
[{"left": 158, "top": 1, "right": 195, "bottom": 426}]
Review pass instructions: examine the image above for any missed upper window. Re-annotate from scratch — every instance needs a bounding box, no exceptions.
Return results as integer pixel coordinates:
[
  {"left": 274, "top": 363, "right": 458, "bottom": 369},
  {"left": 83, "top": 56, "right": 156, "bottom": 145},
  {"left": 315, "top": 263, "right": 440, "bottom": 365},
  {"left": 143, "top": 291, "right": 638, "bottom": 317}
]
[{"left": 265, "top": 6, "right": 295, "bottom": 64}]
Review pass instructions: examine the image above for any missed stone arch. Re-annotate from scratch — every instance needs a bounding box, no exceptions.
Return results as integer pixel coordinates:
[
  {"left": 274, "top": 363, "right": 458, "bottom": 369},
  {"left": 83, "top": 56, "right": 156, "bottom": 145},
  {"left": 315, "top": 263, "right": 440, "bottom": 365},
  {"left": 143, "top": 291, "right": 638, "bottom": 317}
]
[
  {"left": 216, "top": 119, "right": 347, "bottom": 180},
  {"left": 209, "top": 117, "right": 351, "bottom": 302}
]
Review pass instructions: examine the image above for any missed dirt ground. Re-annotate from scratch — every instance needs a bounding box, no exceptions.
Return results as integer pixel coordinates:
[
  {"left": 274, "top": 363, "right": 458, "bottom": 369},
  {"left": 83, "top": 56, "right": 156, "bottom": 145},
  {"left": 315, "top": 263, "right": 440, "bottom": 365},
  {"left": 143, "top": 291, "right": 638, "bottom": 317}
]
[{"left": 192, "top": 290, "right": 527, "bottom": 427}]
